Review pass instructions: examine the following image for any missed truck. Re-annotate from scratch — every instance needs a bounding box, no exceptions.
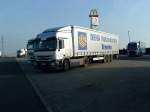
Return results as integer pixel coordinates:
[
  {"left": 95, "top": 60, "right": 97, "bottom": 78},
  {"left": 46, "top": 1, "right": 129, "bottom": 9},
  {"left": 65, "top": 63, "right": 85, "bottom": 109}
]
[
  {"left": 27, "top": 38, "right": 35, "bottom": 63},
  {"left": 127, "top": 41, "right": 146, "bottom": 56},
  {"left": 33, "top": 25, "right": 119, "bottom": 71}
]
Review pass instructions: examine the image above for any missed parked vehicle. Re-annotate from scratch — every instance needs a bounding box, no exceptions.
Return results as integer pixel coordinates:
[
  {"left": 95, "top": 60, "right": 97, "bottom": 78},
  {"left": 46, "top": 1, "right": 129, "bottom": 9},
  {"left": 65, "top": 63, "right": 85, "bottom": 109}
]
[
  {"left": 33, "top": 25, "right": 119, "bottom": 71},
  {"left": 127, "top": 41, "right": 146, "bottom": 56},
  {"left": 17, "top": 48, "right": 27, "bottom": 58}
]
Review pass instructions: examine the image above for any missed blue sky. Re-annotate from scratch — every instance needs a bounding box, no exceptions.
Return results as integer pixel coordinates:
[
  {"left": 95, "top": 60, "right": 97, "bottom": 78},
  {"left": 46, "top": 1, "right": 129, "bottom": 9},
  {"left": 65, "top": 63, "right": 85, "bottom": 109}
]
[{"left": 0, "top": 0, "right": 150, "bottom": 54}]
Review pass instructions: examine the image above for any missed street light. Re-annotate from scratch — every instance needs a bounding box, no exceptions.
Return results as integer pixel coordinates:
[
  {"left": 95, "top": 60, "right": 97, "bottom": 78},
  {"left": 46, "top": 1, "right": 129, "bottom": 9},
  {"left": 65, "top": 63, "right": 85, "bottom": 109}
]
[
  {"left": 128, "top": 30, "right": 131, "bottom": 42},
  {"left": 1, "top": 36, "right": 4, "bottom": 56}
]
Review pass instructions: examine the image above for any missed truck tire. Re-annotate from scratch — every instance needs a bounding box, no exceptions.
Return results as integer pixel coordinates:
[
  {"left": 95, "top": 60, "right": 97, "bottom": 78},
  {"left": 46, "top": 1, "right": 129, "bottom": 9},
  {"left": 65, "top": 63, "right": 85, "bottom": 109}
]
[
  {"left": 108, "top": 55, "right": 113, "bottom": 62},
  {"left": 83, "top": 57, "right": 89, "bottom": 67},
  {"left": 63, "top": 60, "right": 70, "bottom": 71}
]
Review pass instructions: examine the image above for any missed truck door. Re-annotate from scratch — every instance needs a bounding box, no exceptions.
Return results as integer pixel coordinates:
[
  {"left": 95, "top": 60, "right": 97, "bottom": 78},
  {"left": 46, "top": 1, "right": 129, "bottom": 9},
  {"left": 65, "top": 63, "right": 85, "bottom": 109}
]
[
  {"left": 57, "top": 38, "right": 71, "bottom": 60},
  {"left": 57, "top": 39, "right": 65, "bottom": 60}
]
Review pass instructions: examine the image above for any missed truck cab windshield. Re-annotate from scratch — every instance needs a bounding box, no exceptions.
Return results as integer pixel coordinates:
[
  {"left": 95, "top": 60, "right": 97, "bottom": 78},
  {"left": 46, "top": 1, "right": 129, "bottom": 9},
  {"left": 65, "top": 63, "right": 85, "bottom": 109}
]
[
  {"left": 38, "top": 37, "right": 57, "bottom": 51},
  {"left": 128, "top": 43, "right": 137, "bottom": 50}
]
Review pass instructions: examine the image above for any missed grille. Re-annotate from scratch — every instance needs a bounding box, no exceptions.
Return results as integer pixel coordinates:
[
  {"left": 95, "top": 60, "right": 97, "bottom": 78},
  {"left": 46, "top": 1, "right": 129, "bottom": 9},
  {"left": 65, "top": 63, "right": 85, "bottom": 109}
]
[
  {"left": 129, "top": 51, "right": 136, "bottom": 55},
  {"left": 37, "top": 56, "right": 51, "bottom": 61}
]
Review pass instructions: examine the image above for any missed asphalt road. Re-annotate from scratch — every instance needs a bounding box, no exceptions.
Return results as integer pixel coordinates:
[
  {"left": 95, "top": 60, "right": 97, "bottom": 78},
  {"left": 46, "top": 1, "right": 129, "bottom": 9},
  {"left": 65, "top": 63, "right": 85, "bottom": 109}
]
[
  {"left": 17, "top": 55, "right": 150, "bottom": 112},
  {"left": 0, "top": 57, "right": 48, "bottom": 112}
]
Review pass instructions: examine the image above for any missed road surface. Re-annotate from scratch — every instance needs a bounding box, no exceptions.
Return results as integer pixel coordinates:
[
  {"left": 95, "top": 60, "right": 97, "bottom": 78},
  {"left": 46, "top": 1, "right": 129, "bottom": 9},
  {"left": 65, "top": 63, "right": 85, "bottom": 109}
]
[
  {"left": 0, "top": 57, "right": 48, "bottom": 112},
  {"left": 17, "top": 55, "right": 150, "bottom": 112}
]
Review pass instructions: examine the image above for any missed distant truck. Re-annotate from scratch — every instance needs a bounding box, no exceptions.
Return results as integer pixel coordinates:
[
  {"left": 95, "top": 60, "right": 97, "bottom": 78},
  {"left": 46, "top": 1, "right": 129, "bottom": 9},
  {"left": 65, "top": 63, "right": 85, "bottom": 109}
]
[
  {"left": 27, "top": 39, "right": 35, "bottom": 63},
  {"left": 127, "top": 41, "right": 146, "bottom": 56},
  {"left": 32, "top": 25, "right": 119, "bottom": 71},
  {"left": 17, "top": 48, "right": 27, "bottom": 58}
]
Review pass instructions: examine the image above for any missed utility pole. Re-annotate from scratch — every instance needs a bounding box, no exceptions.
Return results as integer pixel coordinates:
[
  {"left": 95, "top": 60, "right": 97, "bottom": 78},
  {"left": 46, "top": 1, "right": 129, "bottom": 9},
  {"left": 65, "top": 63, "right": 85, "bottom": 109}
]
[
  {"left": 1, "top": 36, "right": 4, "bottom": 56},
  {"left": 128, "top": 30, "right": 131, "bottom": 43}
]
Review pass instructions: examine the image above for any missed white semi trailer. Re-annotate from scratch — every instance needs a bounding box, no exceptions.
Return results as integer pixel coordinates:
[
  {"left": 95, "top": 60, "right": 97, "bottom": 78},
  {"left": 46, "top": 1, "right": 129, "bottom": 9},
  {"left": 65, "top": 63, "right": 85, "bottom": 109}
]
[{"left": 33, "top": 25, "right": 119, "bottom": 71}]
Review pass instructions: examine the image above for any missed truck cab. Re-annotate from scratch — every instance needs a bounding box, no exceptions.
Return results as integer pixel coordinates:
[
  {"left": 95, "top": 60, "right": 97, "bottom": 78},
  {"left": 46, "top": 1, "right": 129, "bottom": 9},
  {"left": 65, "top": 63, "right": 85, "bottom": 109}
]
[
  {"left": 27, "top": 39, "right": 35, "bottom": 63},
  {"left": 127, "top": 42, "right": 146, "bottom": 56},
  {"left": 33, "top": 26, "right": 72, "bottom": 70}
]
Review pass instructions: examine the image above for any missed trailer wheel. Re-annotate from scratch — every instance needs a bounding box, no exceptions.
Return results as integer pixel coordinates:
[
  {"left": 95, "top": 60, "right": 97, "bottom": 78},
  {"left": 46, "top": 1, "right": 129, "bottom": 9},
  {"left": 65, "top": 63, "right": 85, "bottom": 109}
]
[
  {"left": 106, "top": 55, "right": 109, "bottom": 63},
  {"left": 63, "top": 60, "right": 70, "bottom": 71},
  {"left": 109, "top": 55, "right": 113, "bottom": 62},
  {"left": 110, "top": 55, "right": 113, "bottom": 62},
  {"left": 114, "top": 55, "right": 119, "bottom": 59}
]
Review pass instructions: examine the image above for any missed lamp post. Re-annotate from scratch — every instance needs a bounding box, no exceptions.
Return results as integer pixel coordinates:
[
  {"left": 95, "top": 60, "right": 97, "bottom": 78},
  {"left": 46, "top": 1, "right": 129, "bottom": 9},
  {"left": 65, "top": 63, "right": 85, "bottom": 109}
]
[
  {"left": 128, "top": 30, "right": 131, "bottom": 43},
  {"left": 1, "top": 36, "right": 4, "bottom": 56}
]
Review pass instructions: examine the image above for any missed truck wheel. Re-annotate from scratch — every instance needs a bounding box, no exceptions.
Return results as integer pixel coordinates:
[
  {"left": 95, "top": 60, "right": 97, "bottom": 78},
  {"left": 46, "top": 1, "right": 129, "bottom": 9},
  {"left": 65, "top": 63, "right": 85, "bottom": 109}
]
[
  {"left": 108, "top": 55, "right": 112, "bottom": 63},
  {"left": 83, "top": 57, "right": 89, "bottom": 67},
  {"left": 63, "top": 60, "right": 70, "bottom": 71}
]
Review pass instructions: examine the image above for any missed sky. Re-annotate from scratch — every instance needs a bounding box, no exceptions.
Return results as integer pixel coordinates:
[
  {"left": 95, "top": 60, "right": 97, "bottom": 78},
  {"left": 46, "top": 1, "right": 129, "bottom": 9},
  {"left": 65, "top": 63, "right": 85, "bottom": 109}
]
[{"left": 0, "top": 0, "right": 150, "bottom": 55}]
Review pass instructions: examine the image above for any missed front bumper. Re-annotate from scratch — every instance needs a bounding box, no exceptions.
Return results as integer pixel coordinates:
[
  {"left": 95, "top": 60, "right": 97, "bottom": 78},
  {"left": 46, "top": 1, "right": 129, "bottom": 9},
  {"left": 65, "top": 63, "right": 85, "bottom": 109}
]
[
  {"left": 128, "top": 50, "right": 138, "bottom": 56},
  {"left": 33, "top": 60, "right": 63, "bottom": 70}
]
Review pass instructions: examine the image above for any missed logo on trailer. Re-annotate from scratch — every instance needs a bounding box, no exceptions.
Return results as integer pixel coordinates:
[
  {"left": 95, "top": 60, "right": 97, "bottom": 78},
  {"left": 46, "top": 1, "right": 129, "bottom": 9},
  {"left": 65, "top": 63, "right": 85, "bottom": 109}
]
[
  {"left": 102, "top": 44, "right": 112, "bottom": 50},
  {"left": 78, "top": 32, "right": 87, "bottom": 50}
]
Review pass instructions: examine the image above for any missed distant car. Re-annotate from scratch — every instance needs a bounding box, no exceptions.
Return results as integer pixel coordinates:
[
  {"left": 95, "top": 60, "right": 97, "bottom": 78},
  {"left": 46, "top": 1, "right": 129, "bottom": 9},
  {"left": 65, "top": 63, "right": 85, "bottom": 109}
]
[{"left": 17, "top": 49, "right": 27, "bottom": 58}]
